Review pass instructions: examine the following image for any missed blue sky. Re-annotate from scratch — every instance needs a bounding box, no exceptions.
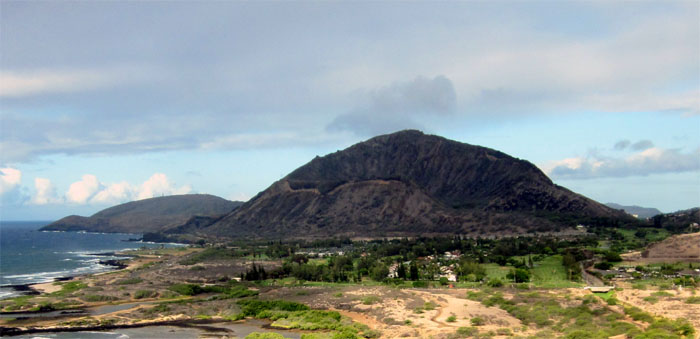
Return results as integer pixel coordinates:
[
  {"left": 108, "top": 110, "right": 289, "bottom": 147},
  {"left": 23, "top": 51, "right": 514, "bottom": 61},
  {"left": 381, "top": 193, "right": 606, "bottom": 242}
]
[{"left": 1, "top": 1, "right": 698, "bottom": 220}]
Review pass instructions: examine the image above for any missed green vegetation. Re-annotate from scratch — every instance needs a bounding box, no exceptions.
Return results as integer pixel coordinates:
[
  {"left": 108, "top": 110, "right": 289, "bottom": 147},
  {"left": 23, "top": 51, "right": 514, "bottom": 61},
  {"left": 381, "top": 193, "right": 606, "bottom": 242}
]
[
  {"left": 50, "top": 281, "right": 88, "bottom": 296},
  {"left": 179, "top": 247, "right": 246, "bottom": 265},
  {"left": 245, "top": 333, "right": 290, "bottom": 339},
  {"left": 468, "top": 289, "right": 696, "bottom": 338},
  {"left": 234, "top": 299, "right": 376, "bottom": 338},
  {"left": 133, "top": 290, "right": 157, "bottom": 299},
  {"left": 361, "top": 296, "right": 380, "bottom": 305},
  {"left": 469, "top": 317, "right": 484, "bottom": 326},
  {"left": 422, "top": 301, "right": 437, "bottom": 311},
  {"left": 80, "top": 294, "right": 118, "bottom": 302},
  {"left": 2, "top": 295, "right": 34, "bottom": 311},
  {"left": 446, "top": 315, "right": 457, "bottom": 322},
  {"left": 531, "top": 255, "right": 583, "bottom": 288},
  {"left": 116, "top": 277, "right": 143, "bottom": 285},
  {"left": 454, "top": 326, "right": 479, "bottom": 337},
  {"left": 168, "top": 282, "right": 258, "bottom": 298},
  {"left": 686, "top": 296, "right": 700, "bottom": 304}
]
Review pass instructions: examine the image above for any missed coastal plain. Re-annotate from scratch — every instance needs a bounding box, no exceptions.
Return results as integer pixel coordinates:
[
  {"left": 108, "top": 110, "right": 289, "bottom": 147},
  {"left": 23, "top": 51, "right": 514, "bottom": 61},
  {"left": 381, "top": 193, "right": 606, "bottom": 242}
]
[{"left": 2, "top": 241, "right": 698, "bottom": 339}]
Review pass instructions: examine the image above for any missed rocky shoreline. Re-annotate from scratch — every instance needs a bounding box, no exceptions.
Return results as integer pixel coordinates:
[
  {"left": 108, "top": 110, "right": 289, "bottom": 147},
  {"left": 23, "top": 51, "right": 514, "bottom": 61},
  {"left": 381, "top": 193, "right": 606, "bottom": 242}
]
[
  {"left": 0, "top": 318, "right": 233, "bottom": 337},
  {"left": 1, "top": 253, "right": 132, "bottom": 299}
]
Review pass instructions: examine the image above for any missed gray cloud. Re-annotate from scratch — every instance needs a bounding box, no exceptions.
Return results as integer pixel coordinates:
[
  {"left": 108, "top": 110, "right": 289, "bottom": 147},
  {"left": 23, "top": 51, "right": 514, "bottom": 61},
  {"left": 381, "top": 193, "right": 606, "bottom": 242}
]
[
  {"left": 326, "top": 75, "right": 456, "bottom": 135},
  {"left": 614, "top": 140, "right": 630, "bottom": 150},
  {"left": 0, "top": 2, "right": 697, "bottom": 163},
  {"left": 546, "top": 147, "right": 700, "bottom": 179},
  {"left": 630, "top": 140, "right": 654, "bottom": 151}
]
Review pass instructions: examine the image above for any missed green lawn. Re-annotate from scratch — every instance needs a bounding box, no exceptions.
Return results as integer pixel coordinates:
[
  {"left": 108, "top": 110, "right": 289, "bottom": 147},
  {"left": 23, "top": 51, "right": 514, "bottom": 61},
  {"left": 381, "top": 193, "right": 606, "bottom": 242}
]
[
  {"left": 483, "top": 263, "right": 510, "bottom": 280},
  {"left": 616, "top": 228, "right": 670, "bottom": 243},
  {"left": 530, "top": 255, "right": 583, "bottom": 288}
]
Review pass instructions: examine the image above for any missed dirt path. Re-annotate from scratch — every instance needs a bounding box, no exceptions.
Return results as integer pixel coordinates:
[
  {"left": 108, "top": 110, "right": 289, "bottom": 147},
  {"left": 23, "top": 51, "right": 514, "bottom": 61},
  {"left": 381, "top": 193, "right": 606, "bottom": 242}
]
[{"left": 581, "top": 264, "right": 605, "bottom": 286}]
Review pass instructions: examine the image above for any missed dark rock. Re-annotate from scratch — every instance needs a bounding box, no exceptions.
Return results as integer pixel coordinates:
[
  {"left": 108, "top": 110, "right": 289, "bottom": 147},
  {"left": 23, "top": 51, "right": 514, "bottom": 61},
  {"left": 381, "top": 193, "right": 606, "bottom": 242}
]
[{"left": 201, "top": 130, "right": 632, "bottom": 239}]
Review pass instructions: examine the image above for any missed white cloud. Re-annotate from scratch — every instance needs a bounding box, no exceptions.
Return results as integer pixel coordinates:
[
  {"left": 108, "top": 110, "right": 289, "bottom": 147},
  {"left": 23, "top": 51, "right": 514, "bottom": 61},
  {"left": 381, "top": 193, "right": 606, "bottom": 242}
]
[
  {"left": 91, "top": 181, "right": 133, "bottom": 205},
  {"left": 62, "top": 173, "right": 192, "bottom": 205},
  {"left": 0, "top": 167, "right": 22, "bottom": 195},
  {"left": 66, "top": 174, "right": 101, "bottom": 204},
  {"left": 544, "top": 147, "right": 700, "bottom": 179},
  {"left": 136, "top": 173, "right": 191, "bottom": 201},
  {"left": 31, "top": 177, "right": 60, "bottom": 205}
]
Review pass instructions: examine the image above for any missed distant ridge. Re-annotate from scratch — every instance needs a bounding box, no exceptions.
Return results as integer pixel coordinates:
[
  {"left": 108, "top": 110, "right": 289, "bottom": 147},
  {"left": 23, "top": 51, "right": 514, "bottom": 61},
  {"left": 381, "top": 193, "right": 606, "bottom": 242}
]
[
  {"left": 42, "top": 194, "right": 242, "bottom": 234},
  {"left": 605, "top": 203, "right": 662, "bottom": 219},
  {"left": 190, "top": 130, "right": 632, "bottom": 239}
]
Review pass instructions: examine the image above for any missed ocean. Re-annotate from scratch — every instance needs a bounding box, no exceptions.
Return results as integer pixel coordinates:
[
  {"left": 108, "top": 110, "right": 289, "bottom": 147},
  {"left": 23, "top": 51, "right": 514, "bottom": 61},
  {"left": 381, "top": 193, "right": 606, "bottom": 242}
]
[{"left": 0, "top": 221, "right": 183, "bottom": 299}]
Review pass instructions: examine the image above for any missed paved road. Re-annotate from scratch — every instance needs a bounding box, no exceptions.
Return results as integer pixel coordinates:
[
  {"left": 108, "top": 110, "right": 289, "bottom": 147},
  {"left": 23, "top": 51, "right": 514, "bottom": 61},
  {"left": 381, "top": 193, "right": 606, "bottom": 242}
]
[{"left": 581, "top": 263, "right": 605, "bottom": 287}]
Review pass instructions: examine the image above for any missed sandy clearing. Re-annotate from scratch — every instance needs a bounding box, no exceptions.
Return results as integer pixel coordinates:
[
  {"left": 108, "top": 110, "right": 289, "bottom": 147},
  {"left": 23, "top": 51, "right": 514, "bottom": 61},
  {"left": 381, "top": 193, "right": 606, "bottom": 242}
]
[
  {"left": 334, "top": 288, "right": 528, "bottom": 338},
  {"left": 615, "top": 284, "right": 700, "bottom": 337},
  {"left": 29, "top": 282, "right": 63, "bottom": 294}
]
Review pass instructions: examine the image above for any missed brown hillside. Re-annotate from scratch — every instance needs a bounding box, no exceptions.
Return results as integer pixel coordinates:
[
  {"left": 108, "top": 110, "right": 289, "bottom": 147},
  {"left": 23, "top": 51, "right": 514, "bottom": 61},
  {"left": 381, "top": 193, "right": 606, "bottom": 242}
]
[
  {"left": 199, "top": 130, "right": 630, "bottom": 239},
  {"left": 42, "top": 194, "right": 241, "bottom": 234},
  {"left": 642, "top": 232, "right": 700, "bottom": 260}
]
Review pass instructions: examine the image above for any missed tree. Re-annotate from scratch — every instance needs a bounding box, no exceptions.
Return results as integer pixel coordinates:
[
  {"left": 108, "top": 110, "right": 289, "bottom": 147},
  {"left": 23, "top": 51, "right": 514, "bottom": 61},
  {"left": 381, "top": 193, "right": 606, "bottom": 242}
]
[
  {"left": 397, "top": 262, "right": 407, "bottom": 280},
  {"left": 506, "top": 268, "right": 530, "bottom": 283},
  {"left": 370, "top": 264, "right": 389, "bottom": 282},
  {"left": 409, "top": 262, "right": 420, "bottom": 281},
  {"left": 459, "top": 260, "right": 486, "bottom": 281}
]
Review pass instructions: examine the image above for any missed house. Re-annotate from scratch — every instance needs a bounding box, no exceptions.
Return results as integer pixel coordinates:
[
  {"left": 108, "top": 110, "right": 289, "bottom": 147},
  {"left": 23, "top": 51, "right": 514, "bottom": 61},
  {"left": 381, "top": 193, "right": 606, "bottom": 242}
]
[{"left": 438, "top": 266, "right": 458, "bottom": 282}]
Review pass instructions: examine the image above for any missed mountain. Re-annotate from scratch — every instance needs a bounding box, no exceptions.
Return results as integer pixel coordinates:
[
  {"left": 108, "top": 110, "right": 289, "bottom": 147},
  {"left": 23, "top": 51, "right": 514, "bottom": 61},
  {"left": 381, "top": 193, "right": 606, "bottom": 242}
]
[
  {"left": 41, "top": 194, "right": 242, "bottom": 234},
  {"left": 605, "top": 203, "right": 662, "bottom": 219},
  {"left": 650, "top": 207, "right": 700, "bottom": 232},
  {"left": 190, "top": 130, "right": 631, "bottom": 240}
]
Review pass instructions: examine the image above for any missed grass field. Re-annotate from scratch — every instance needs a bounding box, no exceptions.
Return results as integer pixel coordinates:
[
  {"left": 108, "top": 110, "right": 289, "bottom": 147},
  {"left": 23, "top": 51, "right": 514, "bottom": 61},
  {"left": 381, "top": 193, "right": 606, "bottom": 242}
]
[
  {"left": 483, "top": 263, "right": 510, "bottom": 280},
  {"left": 530, "top": 255, "right": 583, "bottom": 288},
  {"left": 616, "top": 228, "right": 670, "bottom": 243}
]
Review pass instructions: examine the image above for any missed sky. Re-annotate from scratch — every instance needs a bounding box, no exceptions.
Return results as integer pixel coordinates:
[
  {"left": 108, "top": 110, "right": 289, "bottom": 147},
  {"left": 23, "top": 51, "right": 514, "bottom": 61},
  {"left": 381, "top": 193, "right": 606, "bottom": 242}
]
[{"left": 1, "top": 1, "right": 698, "bottom": 220}]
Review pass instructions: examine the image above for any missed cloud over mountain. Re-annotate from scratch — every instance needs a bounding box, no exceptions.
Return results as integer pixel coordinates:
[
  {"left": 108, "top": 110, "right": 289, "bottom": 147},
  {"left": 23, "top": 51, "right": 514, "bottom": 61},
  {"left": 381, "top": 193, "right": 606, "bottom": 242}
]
[{"left": 327, "top": 75, "right": 457, "bottom": 136}]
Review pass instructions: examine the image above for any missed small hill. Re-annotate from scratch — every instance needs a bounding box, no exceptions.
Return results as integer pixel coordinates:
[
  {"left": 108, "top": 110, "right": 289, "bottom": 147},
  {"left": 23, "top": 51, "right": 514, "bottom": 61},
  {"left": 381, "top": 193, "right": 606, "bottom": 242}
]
[
  {"left": 42, "top": 194, "right": 242, "bottom": 234},
  {"left": 642, "top": 232, "right": 700, "bottom": 260},
  {"left": 197, "top": 130, "right": 631, "bottom": 239},
  {"left": 605, "top": 203, "right": 661, "bottom": 219}
]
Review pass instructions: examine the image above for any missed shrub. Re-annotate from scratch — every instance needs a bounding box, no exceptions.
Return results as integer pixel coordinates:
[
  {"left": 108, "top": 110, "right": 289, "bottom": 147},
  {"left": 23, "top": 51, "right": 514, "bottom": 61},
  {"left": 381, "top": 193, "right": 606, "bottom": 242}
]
[
  {"left": 455, "top": 327, "right": 479, "bottom": 337},
  {"left": 361, "top": 296, "right": 381, "bottom": 305},
  {"left": 643, "top": 296, "right": 658, "bottom": 304},
  {"left": 470, "top": 317, "right": 485, "bottom": 326},
  {"left": 487, "top": 278, "right": 504, "bottom": 287},
  {"left": 496, "top": 328, "right": 512, "bottom": 336},
  {"left": 506, "top": 268, "right": 531, "bottom": 283},
  {"left": 651, "top": 291, "right": 673, "bottom": 297},
  {"left": 422, "top": 301, "right": 436, "bottom": 311},
  {"left": 236, "top": 299, "right": 310, "bottom": 317},
  {"left": 594, "top": 262, "right": 612, "bottom": 270},
  {"left": 446, "top": 315, "right": 457, "bottom": 322},
  {"left": 624, "top": 306, "right": 654, "bottom": 323},
  {"left": 686, "top": 296, "right": 700, "bottom": 304},
  {"left": 116, "top": 277, "right": 143, "bottom": 285},
  {"left": 81, "top": 294, "right": 117, "bottom": 302},
  {"left": 168, "top": 283, "right": 203, "bottom": 296},
  {"left": 245, "top": 333, "right": 288, "bottom": 339},
  {"left": 134, "top": 290, "right": 157, "bottom": 299},
  {"left": 412, "top": 281, "right": 429, "bottom": 288}
]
